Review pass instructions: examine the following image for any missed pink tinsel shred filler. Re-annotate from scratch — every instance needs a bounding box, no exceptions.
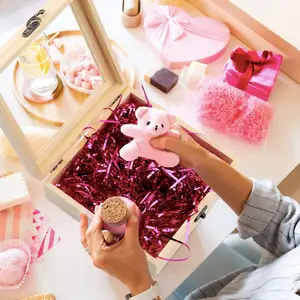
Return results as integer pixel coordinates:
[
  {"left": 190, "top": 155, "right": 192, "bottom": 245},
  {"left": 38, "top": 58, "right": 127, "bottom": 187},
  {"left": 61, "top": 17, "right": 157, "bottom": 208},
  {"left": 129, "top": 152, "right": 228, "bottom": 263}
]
[
  {"left": 55, "top": 100, "right": 211, "bottom": 258},
  {"left": 196, "top": 80, "right": 273, "bottom": 144}
]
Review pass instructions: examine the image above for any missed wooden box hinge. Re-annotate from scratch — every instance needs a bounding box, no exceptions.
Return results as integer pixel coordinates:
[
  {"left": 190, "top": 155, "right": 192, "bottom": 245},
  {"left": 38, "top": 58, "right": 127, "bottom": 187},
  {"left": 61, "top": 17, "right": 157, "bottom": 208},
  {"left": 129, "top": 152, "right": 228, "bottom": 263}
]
[
  {"left": 194, "top": 205, "right": 208, "bottom": 222},
  {"left": 109, "top": 94, "right": 122, "bottom": 107},
  {"left": 22, "top": 9, "right": 45, "bottom": 38},
  {"left": 50, "top": 159, "right": 63, "bottom": 174}
]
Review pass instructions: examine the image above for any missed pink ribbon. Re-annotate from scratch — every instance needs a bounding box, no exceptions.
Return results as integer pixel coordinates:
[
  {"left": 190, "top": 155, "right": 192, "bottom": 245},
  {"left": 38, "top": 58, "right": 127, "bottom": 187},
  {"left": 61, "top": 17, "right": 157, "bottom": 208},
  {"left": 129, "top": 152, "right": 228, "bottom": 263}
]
[
  {"left": 157, "top": 219, "right": 191, "bottom": 262},
  {"left": 144, "top": 6, "right": 223, "bottom": 51}
]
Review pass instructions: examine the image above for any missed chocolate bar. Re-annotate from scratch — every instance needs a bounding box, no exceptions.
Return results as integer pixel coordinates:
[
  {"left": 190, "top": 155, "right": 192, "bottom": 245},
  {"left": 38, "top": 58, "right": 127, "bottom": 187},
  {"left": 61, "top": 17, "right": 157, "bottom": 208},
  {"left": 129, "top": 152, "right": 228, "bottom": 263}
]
[{"left": 144, "top": 67, "right": 179, "bottom": 93}]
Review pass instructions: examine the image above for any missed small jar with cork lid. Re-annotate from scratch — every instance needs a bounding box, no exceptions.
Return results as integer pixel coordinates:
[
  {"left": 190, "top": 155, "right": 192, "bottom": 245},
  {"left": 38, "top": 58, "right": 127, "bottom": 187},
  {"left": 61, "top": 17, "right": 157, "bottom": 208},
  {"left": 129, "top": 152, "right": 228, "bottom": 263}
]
[{"left": 101, "top": 196, "right": 140, "bottom": 236}]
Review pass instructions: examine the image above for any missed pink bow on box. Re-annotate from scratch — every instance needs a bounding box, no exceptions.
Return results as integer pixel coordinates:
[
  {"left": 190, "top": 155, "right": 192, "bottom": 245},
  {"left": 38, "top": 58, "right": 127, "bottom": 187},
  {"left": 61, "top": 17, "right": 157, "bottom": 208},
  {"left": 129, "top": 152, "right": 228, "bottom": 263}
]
[
  {"left": 144, "top": 6, "right": 223, "bottom": 51},
  {"left": 144, "top": 5, "right": 230, "bottom": 68}
]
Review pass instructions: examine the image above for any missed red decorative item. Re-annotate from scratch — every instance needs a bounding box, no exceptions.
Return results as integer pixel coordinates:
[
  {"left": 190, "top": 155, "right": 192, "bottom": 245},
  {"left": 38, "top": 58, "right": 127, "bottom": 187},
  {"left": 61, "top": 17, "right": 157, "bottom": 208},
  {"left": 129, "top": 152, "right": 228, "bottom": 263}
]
[
  {"left": 223, "top": 47, "right": 283, "bottom": 101},
  {"left": 55, "top": 97, "right": 214, "bottom": 258}
]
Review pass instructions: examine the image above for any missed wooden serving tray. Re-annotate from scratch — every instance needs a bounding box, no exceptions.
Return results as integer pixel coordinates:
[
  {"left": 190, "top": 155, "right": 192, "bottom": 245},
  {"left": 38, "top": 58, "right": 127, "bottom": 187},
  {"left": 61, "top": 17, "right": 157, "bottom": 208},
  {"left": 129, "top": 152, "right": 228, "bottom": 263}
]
[{"left": 13, "top": 30, "right": 135, "bottom": 126}]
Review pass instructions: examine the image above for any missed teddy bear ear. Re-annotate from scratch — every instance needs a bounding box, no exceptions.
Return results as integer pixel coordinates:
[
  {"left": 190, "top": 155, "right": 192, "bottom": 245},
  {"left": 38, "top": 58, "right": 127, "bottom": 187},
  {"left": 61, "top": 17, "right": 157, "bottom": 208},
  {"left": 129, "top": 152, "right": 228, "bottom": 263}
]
[
  {"left": 167, "top": 113, "right": 176, "bottom": 125},
  {"left": 135, "top": 107, "right": 149, "bottom": 119}
]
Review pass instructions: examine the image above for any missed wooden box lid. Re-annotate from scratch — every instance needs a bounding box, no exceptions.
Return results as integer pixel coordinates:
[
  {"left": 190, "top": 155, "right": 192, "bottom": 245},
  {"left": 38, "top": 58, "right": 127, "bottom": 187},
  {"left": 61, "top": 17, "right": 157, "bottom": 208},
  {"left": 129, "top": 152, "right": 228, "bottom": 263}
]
[{"left": 0, "top": 0, "right": 127, "bottom": 179}]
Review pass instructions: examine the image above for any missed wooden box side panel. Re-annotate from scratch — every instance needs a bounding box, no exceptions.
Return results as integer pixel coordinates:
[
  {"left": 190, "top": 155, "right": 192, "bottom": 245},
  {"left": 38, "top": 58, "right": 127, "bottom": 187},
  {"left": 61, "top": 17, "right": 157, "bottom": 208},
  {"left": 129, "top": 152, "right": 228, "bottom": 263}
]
[{"left": 188, "top": 0, "right": 300, "bottom": 84}]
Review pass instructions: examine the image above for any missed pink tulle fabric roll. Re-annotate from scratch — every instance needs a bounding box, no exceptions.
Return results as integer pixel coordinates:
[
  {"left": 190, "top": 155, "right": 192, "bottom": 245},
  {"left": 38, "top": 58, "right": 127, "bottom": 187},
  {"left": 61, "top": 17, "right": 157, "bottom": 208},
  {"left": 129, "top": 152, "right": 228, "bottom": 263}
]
[{"left": 196, "top": 80, "right": 273, "bottom": 143}]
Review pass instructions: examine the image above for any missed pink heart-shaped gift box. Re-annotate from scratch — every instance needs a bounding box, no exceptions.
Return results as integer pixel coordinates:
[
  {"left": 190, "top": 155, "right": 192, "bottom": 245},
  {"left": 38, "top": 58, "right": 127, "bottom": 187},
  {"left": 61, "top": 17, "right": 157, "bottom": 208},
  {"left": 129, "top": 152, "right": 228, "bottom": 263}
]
[{"left": 144, "top": 5, "right": 230, "bottom": 69}]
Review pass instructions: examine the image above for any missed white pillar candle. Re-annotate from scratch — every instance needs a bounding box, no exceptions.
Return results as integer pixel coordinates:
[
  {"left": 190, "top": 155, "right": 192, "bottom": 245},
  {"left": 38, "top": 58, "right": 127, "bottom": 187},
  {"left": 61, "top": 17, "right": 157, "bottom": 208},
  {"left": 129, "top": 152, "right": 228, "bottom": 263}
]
[{"left": 123, "top": 0, "right": 139, "bottom": 16}]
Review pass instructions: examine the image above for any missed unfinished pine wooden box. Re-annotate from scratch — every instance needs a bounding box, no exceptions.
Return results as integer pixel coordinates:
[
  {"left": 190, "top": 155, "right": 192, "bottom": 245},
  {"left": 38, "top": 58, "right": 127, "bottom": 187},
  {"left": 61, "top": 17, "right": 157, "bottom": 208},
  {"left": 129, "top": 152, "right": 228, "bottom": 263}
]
[{"left": 0, "top": 0, "right": 232, "bottom": 274}]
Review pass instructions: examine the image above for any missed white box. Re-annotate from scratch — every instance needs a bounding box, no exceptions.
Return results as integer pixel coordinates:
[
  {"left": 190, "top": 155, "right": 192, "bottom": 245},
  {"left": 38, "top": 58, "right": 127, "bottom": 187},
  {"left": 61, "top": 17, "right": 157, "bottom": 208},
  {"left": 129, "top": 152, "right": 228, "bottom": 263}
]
[{"left": 0, "top": 0, "right": 232, "bottom": 274}]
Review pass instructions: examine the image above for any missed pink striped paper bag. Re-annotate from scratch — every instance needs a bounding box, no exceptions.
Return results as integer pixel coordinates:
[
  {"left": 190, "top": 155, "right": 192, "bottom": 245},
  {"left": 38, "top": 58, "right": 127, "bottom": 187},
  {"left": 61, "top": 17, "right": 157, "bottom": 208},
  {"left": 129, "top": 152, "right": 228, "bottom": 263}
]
[
  {"left": 31, "top": 209, "right": 61, "bottom": 261},
  {"left": 0, "top": 202, "right": 34, "bottom": 245}
]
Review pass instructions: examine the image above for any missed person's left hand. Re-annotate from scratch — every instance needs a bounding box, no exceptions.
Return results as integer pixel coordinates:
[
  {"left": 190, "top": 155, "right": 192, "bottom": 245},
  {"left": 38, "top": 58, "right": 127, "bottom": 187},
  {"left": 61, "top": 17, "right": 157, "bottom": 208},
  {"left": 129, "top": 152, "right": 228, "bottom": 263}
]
[{"left": 80, "top": 205, "right": 154, "bottom": 296}]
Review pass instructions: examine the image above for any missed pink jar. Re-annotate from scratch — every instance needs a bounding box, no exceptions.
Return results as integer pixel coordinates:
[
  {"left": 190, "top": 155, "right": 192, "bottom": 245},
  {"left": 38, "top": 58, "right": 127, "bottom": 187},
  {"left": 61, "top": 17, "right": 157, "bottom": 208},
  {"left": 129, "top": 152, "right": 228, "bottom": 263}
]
[{"left": 101, "top": 196, "right": 140, "bottom": 236}]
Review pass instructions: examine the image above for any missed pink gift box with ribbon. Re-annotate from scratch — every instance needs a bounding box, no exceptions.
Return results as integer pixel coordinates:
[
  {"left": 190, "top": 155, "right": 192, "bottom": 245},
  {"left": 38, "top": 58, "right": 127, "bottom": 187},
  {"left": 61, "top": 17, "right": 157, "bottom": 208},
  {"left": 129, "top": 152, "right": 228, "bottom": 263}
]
[
  {"left": 143, "top": 5, "right": 230, "bottom": 69},
  {"left": 223, "top": 47, "right": 283, "bottom": 101}
]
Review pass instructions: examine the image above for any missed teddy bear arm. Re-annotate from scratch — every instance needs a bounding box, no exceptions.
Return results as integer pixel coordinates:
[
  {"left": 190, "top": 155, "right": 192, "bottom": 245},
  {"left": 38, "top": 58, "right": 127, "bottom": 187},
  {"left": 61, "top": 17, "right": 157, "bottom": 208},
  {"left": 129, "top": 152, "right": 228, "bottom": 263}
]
[
  {"left": 121, "top": 124, "right": 142, "bottom": 138},
  {"left": 119, "top": 141, "right": 139, "bottom": 161}
]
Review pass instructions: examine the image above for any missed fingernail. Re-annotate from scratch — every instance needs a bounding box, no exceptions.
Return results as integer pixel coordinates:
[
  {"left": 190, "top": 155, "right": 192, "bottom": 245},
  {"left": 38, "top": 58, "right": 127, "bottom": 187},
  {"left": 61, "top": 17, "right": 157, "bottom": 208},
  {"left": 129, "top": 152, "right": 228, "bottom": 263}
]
[
  {"left": 85, "top": 209, "right": 91, "bottom": 218},
  {"left": 150, "top": 138, "right": 159, "bottom": 147},
  {"left": 95, "top": 205, "right": 101, "bottom": 213},
  {"left": 132, "top": 205, "right": 140, "bottom": 221}
]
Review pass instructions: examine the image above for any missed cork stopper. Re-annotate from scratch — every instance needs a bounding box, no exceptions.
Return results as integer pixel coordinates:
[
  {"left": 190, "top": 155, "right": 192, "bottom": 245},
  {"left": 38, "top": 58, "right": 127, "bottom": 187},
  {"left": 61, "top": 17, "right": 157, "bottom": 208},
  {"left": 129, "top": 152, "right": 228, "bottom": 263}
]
[
  {"left": 101, "top": 197, "right": 128, "bottom": 225},
  {"left": 102, "top": 230, "right": 114, "bottom": 244}
]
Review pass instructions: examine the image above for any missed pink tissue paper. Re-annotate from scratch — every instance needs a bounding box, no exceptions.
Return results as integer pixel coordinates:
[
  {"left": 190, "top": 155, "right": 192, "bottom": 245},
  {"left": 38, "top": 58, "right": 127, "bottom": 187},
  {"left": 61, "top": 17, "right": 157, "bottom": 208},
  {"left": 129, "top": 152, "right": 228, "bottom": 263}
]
[
  {"left": 196, "top": 80, "right": 273, "bottom": 144},
  {"left": 223, "top": 47, "right": 283, "bottom": 101},
  {"left": 144, "top": 5, "right": 230, "bottom": 69}
]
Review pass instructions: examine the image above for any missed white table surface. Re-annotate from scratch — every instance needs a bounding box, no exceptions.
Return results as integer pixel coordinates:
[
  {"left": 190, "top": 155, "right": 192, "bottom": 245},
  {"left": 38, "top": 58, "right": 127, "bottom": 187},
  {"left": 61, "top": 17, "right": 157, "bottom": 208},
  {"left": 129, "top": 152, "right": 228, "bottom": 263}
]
[
  {"left": 230, "top": 0, "right": 300, "bottom": 50},
  {"left": 0, "top": 0, "right": 300, "bottom": 299}
]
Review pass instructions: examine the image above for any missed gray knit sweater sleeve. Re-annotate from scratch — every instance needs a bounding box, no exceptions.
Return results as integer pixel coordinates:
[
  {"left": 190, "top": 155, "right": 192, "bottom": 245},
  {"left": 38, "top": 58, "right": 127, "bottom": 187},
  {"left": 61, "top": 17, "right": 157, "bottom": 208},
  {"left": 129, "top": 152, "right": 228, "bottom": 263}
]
[{"left": 238, "top": 179, "right": 300, "bottom": 256}]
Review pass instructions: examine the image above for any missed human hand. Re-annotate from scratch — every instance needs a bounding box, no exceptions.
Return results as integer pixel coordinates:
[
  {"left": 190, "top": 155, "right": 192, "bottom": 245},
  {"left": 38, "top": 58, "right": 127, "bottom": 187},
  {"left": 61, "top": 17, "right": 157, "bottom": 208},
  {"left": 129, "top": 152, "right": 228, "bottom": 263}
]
[
  {"left": 80, "top": 205, "right": 154, "bottom": 296},
  {"left": 151, "top": 126, "right": 208, "bottom": 170}
]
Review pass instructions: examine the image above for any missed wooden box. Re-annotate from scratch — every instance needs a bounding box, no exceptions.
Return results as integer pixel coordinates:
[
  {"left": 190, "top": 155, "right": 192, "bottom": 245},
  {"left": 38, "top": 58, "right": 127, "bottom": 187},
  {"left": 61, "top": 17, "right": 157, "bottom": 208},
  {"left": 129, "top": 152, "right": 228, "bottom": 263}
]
[{"left": 0, "top": 0, "right": 232, "bottom": 274}]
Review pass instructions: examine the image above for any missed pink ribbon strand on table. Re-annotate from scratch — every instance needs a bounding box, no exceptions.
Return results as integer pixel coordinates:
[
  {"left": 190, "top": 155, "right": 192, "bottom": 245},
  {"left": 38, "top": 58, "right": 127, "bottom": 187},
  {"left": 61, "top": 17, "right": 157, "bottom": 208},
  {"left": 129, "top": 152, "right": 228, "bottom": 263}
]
[{"left": 144, "top": 5, "right": 224, "bottom": 51}]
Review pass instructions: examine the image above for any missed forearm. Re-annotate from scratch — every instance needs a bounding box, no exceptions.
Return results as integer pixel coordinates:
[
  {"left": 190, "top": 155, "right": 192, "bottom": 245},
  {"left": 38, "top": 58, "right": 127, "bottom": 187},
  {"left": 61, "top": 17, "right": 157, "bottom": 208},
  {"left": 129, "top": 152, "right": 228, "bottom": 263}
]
[{"left": 194, "top": 148, "right": 252, "bottom": 215}]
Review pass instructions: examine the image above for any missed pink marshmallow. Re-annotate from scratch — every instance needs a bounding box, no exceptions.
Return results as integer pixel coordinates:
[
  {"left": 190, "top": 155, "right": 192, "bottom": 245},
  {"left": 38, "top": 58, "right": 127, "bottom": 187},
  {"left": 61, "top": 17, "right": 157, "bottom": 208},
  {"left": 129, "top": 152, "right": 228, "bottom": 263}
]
[
  {"left": 74, "top": 64, "right": 82, "bottom": 73},
  {"left": 66, "top": 69, "right": 75, "bottom": 82},
  {"left": 79, "top": 60, "right": 88, "bottom": 70},
  {"left": 88, "top": 69, "right": 99, "bottom": 76},
  {"left": 82, "top": 82, "right": 92, "bottom": 90},
  {"left": 89, "top": 63, "right": 97, "bottom": 70},
  {"left": 81, "top": 70, "right": 90, "bottom": 82},
  {"left": 74, "top": 77, "right": 83, "bottom": 87},
  {"left": 91, "top": 79, "right": 100, "bottom": 89}
]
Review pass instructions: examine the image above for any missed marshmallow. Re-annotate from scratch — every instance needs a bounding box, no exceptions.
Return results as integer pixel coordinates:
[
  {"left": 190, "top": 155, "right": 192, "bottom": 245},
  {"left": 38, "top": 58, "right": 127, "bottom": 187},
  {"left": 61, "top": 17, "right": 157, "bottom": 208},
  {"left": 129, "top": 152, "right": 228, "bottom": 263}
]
[
  {"left": 74, "top": 64, "right": 82, "bottom": 73},
  {"left": 82, "top": 82, "right": 92, "bottom": 90},
  {"left": 81, "top": 60, "right": 92, "bottom": 70},
  {"left": 81, "top": 70, "right": 90, "bottom": 82},
  {"left": 89, "top": 69, "right": 99, "bottom": 76},
  {"left": 74, "top": 77, "right": 83, "bottom": 87},
  {"left": 91, "top": 79, "right": 100, "bottom": 89},
  {"left": 66, "top": 69, "right": 75, "bottom": 82}
]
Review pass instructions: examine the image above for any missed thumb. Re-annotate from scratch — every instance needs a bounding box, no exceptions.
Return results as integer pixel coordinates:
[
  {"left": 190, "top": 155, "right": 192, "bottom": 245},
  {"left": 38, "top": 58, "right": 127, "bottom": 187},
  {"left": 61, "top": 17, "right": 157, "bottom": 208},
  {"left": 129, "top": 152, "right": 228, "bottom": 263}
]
[
  {"left": 124, "top": 204, "right": 140, "bottom": 244},
  {"left": 151, "top": 135, "right": 183, "bottom": 153}
]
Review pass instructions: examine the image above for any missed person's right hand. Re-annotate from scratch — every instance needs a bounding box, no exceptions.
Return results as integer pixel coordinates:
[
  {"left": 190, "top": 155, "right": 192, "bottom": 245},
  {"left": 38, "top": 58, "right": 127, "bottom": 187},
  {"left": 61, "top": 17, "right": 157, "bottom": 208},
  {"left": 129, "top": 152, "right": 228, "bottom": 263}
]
[{"left": 150, "top": 127, "right": 208, "bottom": 170}]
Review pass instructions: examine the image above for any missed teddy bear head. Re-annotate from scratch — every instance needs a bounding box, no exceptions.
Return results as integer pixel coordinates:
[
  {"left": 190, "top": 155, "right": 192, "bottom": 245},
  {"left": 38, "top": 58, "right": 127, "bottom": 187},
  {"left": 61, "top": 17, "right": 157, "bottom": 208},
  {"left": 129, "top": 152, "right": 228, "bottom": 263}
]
[{"left": 135, "top": 107, "right": 176, "bottom": 137}]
